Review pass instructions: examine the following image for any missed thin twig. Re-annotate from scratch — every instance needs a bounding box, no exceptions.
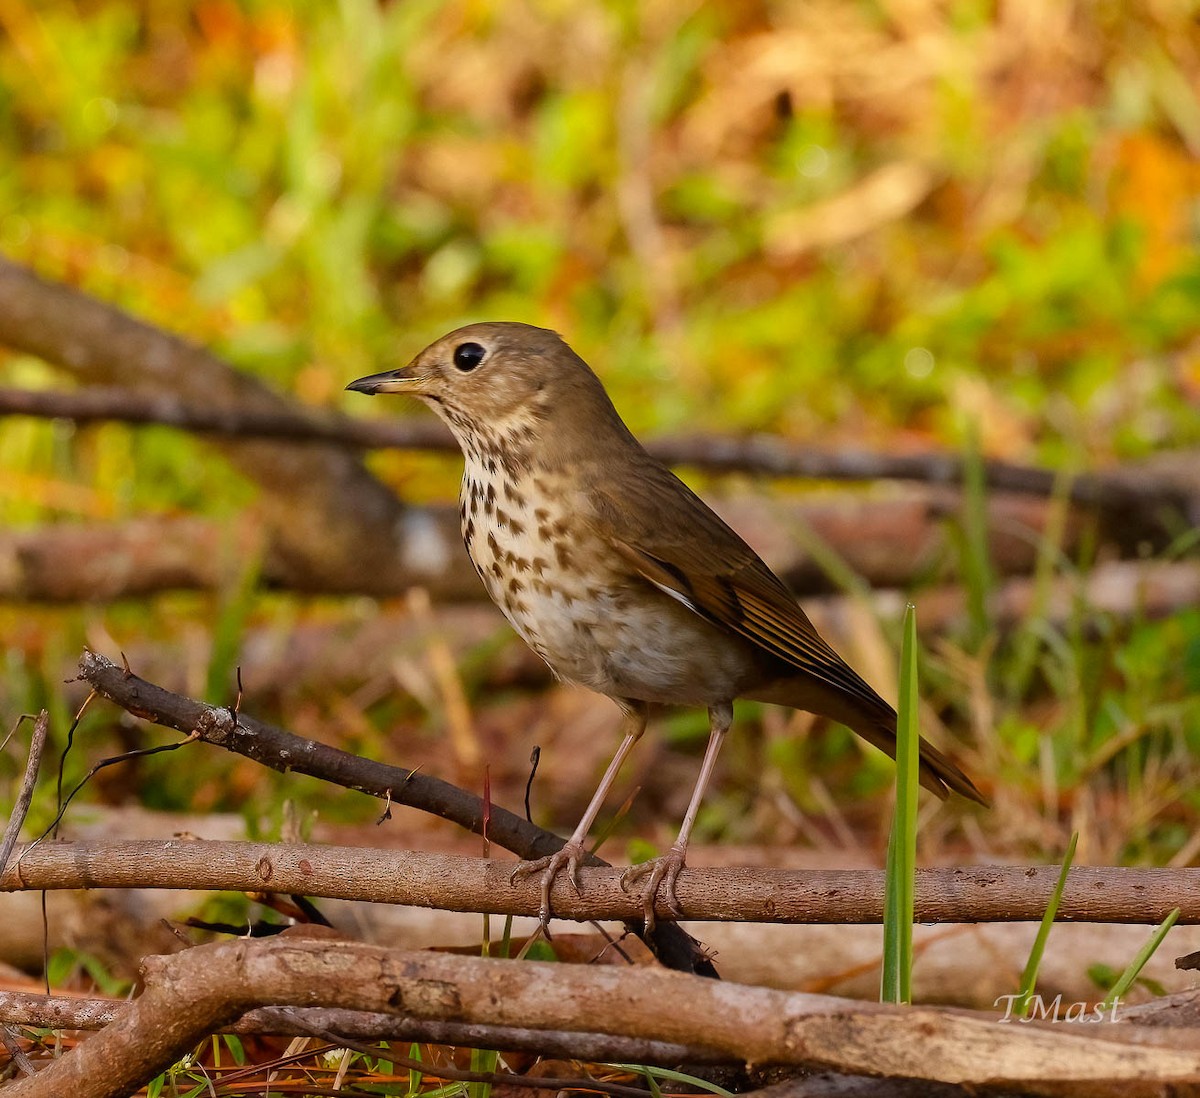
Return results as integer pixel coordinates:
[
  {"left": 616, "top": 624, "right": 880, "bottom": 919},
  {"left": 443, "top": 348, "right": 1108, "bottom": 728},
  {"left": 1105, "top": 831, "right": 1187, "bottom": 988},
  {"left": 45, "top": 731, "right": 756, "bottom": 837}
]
[
  {"left": 0, "top": 712, "right": 49, "bottom": 877},
  {"left": 288, "top": 1016, "right": 660, "bottom": 1097},
  {"left": 0, "top": 1027, "right": 37, "bottom": 1077}
]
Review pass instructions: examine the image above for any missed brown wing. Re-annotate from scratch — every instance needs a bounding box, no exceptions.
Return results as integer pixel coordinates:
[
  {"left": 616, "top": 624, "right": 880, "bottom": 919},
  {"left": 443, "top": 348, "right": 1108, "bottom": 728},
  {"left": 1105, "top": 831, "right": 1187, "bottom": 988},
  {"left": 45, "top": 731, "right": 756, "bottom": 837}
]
[
  {"left": 588, "top": 456, "right": 986, "bottom": 805},
  {"left": 590, "top": 461, "right": 887, "bottom": 708}
]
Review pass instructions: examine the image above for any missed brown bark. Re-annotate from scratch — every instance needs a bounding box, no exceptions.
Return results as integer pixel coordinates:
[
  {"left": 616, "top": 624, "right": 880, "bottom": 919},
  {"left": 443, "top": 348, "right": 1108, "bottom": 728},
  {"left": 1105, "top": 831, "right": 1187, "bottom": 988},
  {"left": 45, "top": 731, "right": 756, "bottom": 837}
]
[
  {"left": 8, "top": 935, "right": 1200, "bottom": 1098},
  {"left": 0, "top": 989, "right": 724, "bottom": 1066},
  {"left": 0, "top": 512, "right": 478, "bottom": 602},
  {"left": 3, "top": 838, "right": 1197, "bottom": 925}
]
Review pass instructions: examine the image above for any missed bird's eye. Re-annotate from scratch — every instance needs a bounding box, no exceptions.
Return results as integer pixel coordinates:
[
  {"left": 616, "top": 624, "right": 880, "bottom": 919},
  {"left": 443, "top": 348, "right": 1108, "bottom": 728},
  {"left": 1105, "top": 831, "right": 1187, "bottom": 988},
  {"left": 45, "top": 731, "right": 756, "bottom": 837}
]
[{"left": 453, "top": 342, "right": 487, "bottom": 372}]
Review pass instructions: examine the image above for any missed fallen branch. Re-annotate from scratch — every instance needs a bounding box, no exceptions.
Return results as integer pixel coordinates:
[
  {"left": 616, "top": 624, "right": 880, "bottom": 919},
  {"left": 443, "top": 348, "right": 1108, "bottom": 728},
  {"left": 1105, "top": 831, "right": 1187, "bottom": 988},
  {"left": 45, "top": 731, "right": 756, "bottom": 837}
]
[
  {"left": 11, "top": 985, "right": 1193, "bottom": 1060},
  {"left": 5, "top": 494, "right": 1194, "bottom": 604},
  {"left": 0, "top": 989, "right": 725, "bottom": 1066},
  {"left": 8, "top": 935, "right": 1200, "bottom": 1098},
  {"left": 0, "top": 512, "right": 479, "bottom": 602},
  {"left": 3, "top": 838, "right": 1197, "bottom": 925}
]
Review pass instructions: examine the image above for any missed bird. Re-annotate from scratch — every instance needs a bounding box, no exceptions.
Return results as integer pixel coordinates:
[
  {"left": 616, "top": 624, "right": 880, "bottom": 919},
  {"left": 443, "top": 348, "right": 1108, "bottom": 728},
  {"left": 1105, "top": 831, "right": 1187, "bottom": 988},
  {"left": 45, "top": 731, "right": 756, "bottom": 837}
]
[{"left": 347, "top": 322, "right": 985, "bottom": 930}]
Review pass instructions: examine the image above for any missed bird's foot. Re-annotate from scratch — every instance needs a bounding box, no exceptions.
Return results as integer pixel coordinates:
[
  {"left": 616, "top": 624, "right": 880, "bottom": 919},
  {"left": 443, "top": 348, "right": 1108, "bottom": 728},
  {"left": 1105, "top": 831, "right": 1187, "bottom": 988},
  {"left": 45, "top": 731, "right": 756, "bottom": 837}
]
[
  {"left": 620, "top": 843, "right": 687, "bottom": 931},
  {"left": 509, "top": 840, "right": 587, "bottom": 935}
]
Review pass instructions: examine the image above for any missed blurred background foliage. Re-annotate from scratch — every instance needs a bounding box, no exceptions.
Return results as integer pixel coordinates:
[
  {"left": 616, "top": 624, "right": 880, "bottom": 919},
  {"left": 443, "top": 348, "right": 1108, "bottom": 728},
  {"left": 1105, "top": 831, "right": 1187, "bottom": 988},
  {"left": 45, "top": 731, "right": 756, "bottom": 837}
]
[{"left": 0, "top": 0, "right": 1198, "bottom": 860}]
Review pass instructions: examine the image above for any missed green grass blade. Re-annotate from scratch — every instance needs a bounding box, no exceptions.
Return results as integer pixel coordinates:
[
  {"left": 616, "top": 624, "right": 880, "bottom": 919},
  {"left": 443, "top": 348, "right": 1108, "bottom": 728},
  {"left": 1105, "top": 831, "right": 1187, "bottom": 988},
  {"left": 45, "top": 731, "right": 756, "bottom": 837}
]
[
  {"left": 408, "top": 1041, "right": 423, "bottom": 1096},
  {"left": 1102, "top": 907, "right": 1181, "bottom": 1011},
  {"left": 1015, "top": 831, "right": 1078, "bottom": 1017},
  {"left": 881, "top": 603, "right": 920, "bottom": 1004},
  {"left": 609, "top": 1065, "right": 734, "bottom": 1098}
]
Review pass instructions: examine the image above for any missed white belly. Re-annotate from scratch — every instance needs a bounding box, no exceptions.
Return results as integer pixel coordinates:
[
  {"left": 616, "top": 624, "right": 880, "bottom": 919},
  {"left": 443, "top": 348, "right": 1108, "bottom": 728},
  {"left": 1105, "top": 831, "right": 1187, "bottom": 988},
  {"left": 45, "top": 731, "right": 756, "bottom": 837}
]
[{"left": 460, "top": 465, "right": 753, "bottom": 706}]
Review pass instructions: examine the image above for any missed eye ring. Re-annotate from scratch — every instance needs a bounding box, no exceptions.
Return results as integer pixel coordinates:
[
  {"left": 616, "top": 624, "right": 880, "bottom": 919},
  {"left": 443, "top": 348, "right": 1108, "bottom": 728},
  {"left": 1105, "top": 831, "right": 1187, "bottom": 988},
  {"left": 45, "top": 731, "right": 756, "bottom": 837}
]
[{"left": 453, "top": 342, "right": 487, "bottom": 372}]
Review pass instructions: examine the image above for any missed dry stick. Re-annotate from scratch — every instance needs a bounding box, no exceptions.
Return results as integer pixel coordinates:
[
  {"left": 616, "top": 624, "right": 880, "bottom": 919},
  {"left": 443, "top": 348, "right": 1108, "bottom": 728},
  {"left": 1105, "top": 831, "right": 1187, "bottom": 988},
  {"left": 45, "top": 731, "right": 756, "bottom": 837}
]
[
  {"left": 0, "top": 1027, "right": 36, "bottom": 1078},
  {"left": 4, "top": 510, "right": 1198, "bottom": 626},
  {"left": 0, "top": 712, "right": 48, "bottom": 876},
  {"left": 8, "top": 935, "right": 1200, "bottom": 1098},
  {"left": 5, "top": 985, "right": 1190, "bottom": 1074},
  {"left": 72, "top": 651, "right": 711, "bottom": 975},
  {"left": 3, "top": 839, "right": 1198, "bottom": 925},
  {"left": 0, "top": 991, "right": 727, "bottom": 1066},
  {"left": 0, "top": 385, "right": 1194, "bottom": 515}
]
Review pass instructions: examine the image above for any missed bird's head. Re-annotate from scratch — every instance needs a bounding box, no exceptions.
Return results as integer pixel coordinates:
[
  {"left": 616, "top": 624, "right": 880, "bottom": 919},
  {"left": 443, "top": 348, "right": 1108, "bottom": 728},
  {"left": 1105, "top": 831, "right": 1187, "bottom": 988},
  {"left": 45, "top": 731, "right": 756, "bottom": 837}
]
[{"left": 346, "top": 322, "right": 624, "bottom": 460}]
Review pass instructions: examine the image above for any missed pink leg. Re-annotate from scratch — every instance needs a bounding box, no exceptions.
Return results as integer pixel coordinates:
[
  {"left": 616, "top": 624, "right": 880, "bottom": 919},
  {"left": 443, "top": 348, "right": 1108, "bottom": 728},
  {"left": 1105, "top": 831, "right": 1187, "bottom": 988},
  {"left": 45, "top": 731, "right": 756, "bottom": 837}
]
[
  {"left": 622, "top": 701, "right": 732, "bottom": 930},
  {"left": 511, "top": 701, "right": 648, "bottom": 932}
]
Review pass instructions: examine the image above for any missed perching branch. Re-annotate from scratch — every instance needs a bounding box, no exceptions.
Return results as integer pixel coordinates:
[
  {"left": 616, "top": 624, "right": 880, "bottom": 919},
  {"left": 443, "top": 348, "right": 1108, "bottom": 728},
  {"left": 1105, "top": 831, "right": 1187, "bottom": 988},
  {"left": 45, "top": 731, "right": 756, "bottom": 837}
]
[
  {"left": 8, "top": 935, "right": 1200, "bottom": 1098},
  {"left": 3, "top": 838, "right": 1197, "bottom": 925},
  {"left": 71, "top": 650, "right": 712, "bottom": 975}
]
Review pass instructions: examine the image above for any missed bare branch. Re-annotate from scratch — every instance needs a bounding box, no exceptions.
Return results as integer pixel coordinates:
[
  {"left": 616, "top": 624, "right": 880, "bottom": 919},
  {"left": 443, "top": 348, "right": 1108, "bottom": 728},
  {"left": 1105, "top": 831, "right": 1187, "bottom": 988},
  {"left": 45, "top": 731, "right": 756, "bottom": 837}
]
[
  {"left": 5, "top": 491, "right": 1196, "bottom": 605},
  {"left": 8, "top": 936, "right": 1200, "bottom": 1098},
  {"left": 0, "top": 385, "right": 455, "bottom": 452},
  {"left": 1, "top": 381, "right": 1195, "bottom": 528},
  {"left": 2, "top": 839, "right": 1197, "bottom": 925},
  {"left": 0, "top": 512, "right": 479, "bottom": 603}
]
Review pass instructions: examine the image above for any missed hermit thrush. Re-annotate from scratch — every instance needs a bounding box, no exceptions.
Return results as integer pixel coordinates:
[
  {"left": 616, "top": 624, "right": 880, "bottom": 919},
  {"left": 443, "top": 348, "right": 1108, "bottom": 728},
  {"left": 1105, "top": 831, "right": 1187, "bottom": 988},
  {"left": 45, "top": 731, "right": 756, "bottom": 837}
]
[{"left": 348, "top": 323, "right": 984, "bottom": 929}]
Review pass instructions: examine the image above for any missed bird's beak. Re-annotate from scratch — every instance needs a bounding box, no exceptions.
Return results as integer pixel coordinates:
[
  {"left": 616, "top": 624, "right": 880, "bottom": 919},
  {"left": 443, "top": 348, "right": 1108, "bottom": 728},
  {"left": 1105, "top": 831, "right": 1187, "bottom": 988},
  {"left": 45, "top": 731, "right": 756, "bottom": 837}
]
[{"left": 345, "top": 366, "right": 424, "bottom": 396}]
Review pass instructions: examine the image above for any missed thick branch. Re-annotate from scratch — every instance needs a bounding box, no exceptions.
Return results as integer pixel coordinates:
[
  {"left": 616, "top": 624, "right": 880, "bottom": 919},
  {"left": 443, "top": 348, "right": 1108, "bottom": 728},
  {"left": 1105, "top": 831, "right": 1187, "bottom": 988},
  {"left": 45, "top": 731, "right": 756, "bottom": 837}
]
[
  {"left": 0, "top": 512, "right": 479, "bottom": 602},
  {"left": 9, "top": 936, "right": 1200, "bottom": 1098},
  {"left": 3, "top": 839, "right": 1198, "bottom": 925},
  {"left": 0, "top": 991, "right": 723, "bottom": 1066},
  {"left": 6, "top": 497, "right": 1195, "bottom": 605}
]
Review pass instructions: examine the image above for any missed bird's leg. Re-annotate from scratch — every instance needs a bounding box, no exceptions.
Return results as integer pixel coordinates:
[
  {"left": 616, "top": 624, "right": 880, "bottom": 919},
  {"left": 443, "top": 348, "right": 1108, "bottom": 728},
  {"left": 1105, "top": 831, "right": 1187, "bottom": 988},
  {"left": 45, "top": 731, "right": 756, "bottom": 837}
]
[
  {"left": 510, "top": 701, "right": 648, "bottom": 933},
  {"left": 622, "top": 701, "right": 732, "bottom": 931}
]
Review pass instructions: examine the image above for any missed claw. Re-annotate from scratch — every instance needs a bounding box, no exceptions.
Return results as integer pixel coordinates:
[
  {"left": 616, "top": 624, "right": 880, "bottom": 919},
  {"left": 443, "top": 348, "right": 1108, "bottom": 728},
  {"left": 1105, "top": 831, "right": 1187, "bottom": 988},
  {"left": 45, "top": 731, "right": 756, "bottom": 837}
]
[
  {"left": 621, "top": 845, "right": 687, "bottom": 932},
  {"left": 510, "top": 841, "right": 588, "bottom": 933}
]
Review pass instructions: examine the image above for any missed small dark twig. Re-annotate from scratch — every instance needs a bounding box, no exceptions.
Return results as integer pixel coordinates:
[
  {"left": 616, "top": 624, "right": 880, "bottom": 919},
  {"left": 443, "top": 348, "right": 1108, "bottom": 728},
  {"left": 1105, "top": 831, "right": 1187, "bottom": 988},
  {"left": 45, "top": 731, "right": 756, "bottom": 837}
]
[{"left": 524, "top": 746, "right": 540, "bottom": 824}]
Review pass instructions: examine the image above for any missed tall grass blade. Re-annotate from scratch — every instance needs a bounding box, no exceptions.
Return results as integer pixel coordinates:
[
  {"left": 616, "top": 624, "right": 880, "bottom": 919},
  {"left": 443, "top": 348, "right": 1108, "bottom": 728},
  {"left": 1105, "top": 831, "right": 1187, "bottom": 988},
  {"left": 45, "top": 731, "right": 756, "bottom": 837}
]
[
  {"left": 881, "top": 603, "right": 920, "bottom": 1004},
  {"left": 1015, "top": 831, "right": 1078, "bottom": 1017},
  {"left": 1102, "top": 907, "right": 1181, "bottom": 1011}
]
